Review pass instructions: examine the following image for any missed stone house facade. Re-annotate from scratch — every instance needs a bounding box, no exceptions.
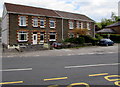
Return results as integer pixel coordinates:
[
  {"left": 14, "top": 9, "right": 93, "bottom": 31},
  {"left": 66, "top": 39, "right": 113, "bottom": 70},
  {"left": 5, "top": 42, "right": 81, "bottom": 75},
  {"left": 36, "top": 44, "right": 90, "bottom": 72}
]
[{"left": 2, "top": 3, "right": 95, "bottom": 48}]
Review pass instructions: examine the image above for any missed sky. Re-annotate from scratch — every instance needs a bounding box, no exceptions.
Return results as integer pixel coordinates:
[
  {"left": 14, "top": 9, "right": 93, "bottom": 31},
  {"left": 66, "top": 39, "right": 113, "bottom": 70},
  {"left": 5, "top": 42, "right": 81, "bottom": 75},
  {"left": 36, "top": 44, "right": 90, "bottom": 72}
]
[{"left": 0, "top": 0, "right": 119, "bottom": 22}]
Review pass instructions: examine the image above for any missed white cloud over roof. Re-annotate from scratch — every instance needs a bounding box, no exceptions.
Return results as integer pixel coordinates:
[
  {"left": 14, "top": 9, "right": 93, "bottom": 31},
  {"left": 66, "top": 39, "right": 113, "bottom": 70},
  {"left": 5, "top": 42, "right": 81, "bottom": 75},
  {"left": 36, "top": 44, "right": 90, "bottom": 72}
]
[{"left": 0, "top": 0, "right": 119, "bottom": 22}]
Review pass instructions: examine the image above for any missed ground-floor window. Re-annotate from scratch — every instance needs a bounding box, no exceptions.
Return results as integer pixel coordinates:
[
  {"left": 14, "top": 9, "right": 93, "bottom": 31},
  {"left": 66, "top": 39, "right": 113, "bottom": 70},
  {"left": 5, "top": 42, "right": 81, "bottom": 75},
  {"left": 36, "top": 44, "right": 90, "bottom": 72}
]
[
  {"left": 69, "top": 33, "right": 74, "bottom": 38},
  {"left": 40, "top": 32, "right": 44, "bottom": 42},
  {"left": 49, "top": 32, "right": 56, "bottom": 41},
  {"left": 18, "top": 31, "right": 28, "bottom": 42}
]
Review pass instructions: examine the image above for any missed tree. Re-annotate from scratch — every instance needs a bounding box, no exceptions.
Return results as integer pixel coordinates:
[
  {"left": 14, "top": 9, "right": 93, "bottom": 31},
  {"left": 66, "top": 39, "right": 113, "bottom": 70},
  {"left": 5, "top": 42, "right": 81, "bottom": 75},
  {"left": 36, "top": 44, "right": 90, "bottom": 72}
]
[
  {"left": 96, "top": 12, "right": 120, "bottom": 29},
  {"left": 73, "top": 28, "right": 88, "bottom": 36}
]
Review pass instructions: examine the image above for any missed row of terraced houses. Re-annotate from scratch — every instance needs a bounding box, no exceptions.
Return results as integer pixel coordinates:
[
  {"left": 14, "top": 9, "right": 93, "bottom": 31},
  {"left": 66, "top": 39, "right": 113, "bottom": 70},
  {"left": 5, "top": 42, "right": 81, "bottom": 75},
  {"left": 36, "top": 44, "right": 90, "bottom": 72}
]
[{"left": 2, "top": 3, "right": 95, "bottom": 48}]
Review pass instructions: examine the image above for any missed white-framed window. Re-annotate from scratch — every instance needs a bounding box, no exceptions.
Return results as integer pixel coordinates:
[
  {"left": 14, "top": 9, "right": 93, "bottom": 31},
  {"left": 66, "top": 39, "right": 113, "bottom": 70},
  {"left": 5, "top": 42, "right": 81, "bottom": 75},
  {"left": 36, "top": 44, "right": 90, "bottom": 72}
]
[
  {"left": 69, "top": 21, "right": 74, "bottom": 29},
  {"left": 49, "top": 32, "right": 56, "bottom": 41},
  {"left": 19, "top": 16, "right": 26, "bottom": 26},
  {"left": 76, "top": 21, "right": 81, "bottom": 29},
  {"left": 40, "top": 32, "right": 44, "bottom": 42},
  {"left": 50, "top": 20, "right": 55, "bottom": 28},
  {"left": 18, "top": 31, "right": 28, "bottom": 42},
  {"left": 69, "top": 33, "right": 74, "bottom": 38},
  {"left": 81, "top": 22, "right": 83, "bottom": 29},
  {"left": 40, "top": 19, "right": 45, "bottom": 28},
  {"left": 87, "top": 22, "right": 90, "bottom": 30},
  {"left": 33, "top": 17, "right": 38, "bottom": 27}
]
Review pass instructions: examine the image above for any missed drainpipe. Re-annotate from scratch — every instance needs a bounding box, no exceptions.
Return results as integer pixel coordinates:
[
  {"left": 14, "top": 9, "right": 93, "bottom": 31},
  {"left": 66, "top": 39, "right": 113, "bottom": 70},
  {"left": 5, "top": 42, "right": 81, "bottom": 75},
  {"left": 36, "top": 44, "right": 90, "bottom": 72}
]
[
  {"left": 62, "top": 18, "right": 64, "bottom": 41},
  {"left": 93, "top": 24, "right": 95, "bottom": 38}
]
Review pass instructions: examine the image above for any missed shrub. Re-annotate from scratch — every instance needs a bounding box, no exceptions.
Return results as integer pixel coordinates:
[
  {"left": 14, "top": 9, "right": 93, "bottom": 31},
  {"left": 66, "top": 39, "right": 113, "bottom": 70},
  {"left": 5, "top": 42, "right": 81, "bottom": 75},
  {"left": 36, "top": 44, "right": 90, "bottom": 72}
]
[
  {"left": 64, "top": 37, "right": 85, "bottom": 44},
  {"left": 91, "top": 38, "right": 99, "bottom": 46},
  {"left": 79, "top": 35, "right": 95, "bottom": 43}
]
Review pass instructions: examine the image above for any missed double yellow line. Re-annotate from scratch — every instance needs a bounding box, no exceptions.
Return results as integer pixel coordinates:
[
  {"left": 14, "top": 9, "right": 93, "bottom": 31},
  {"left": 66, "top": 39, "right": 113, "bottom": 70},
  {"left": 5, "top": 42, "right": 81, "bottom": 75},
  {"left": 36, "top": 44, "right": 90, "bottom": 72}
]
[
  {"left": 44, "top": 77, "right": 68, "bottom": 81},
  {"left": 0, "top": 81, "right": 23, "bottom": 85},
  {"left": 89, "top": 73, "right": 109, "bottom": 77}
]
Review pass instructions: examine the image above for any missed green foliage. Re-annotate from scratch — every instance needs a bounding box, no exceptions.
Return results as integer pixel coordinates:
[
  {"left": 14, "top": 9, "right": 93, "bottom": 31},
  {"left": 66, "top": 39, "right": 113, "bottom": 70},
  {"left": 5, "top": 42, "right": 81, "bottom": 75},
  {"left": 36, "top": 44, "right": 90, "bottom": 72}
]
[
  {"left": 79, "top": 35, "right": 93, "bottom": 43},
  {"left": 96, "top": 12, "right": 120, "bottom": 29},
  {"left": 0, "top": 17, "right": 1, "bottom": 22},
  {"left": 64, "top": 35, "right": 102, "bottom": 46},
  {"left": 95, "top": 34, "right": 103, "bottom": 40},
  {"left": 96, "top": 22, "right": 102, "bottom": 29},
  {"left": 64, "top": 37, "right": 85, "bottom": 44}
]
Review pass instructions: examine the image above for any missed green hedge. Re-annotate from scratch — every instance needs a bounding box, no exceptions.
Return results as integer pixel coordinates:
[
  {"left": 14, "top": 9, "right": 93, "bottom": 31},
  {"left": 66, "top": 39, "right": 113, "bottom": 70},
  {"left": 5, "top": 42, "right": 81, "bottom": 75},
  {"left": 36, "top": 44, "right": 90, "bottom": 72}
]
[
  {"left": 64, "top": 37, "right": 85, "bottom": 44},
  {"left": 79, "top": 35, "right": 93, "bottom": 43}
]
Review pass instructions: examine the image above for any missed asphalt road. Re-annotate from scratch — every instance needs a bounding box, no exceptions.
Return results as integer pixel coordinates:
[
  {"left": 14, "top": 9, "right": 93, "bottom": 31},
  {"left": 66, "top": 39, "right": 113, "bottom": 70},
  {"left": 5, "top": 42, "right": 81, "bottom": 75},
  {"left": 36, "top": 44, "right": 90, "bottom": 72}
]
[{"left": 1, "top": 53, "right": 119, "bottom": 87}]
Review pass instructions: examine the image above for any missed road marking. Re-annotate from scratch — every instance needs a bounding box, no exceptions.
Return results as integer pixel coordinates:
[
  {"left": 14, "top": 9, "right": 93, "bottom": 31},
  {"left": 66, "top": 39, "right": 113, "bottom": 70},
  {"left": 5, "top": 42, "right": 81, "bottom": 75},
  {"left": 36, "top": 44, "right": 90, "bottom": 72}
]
[
  {"left": 0, "top": 68, "right": 32, "bottom": 72},
  {"left": 68, "top": 82, "right": 90, "bottom": 87},
  {"left": 43, "top": 77, "right": 68, "bottom": 81},
  {"left": 89, "top": 73, "right": 109, "bottom": 77},
  {"left": 114, "top": 81, "right": 120, "bottom": 86},
  {"left": 0, "top": 81, "right": 23, "bottom": 84},
  {"left": 65, "top": 63, "right": 120, "bottom": 69},
  {"left": 104, "top": 75, "right": 120, "bottom": 81}
]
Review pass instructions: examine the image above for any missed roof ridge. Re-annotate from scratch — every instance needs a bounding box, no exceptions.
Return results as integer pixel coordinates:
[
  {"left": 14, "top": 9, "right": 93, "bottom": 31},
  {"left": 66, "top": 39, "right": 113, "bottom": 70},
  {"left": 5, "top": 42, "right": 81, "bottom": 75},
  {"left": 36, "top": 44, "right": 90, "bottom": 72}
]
[
  {"left": 4, "top": 2, "right": 94, "bottom": 22},
  {"left": 5, "top": 2, "right": 85, "bottom": 16},
  {"left": 4, "top": 2, "right": 54, "bottom": 11}
]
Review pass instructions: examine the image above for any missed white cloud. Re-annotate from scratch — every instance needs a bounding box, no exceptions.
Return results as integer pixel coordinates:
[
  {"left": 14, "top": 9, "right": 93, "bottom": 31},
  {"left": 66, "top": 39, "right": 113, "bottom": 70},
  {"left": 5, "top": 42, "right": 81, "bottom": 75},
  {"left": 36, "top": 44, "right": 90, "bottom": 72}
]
[{"left": 0, "top": 0, "right": 119, "bottom": 22}]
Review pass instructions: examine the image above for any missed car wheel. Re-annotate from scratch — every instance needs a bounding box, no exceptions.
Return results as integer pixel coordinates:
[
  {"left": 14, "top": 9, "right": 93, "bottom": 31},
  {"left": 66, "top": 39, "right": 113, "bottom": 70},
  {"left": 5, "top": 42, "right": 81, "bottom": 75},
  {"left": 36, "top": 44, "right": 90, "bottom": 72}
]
[{"left": 106, "top": 44, "right": 108, "bottom": 46}]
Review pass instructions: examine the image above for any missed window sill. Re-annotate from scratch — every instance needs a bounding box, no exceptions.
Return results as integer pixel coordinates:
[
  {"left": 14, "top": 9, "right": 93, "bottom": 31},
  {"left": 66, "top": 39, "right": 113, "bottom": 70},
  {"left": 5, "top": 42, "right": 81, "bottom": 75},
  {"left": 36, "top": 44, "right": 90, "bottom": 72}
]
[
  {"left": 18, "top": 40, "right": 28, "bottom": 42},
  {"left": 49, "top": 39, "right": 56, "bottom": 41},
  {"left": 40, "top": 26, "right": 45, "bottom": 28},
  {"left": 19, "top": 25, "right": 27, "bottom": 27},
  {"left": 50, "top": 27, "right": 55, "bottom": 29},
  {"left": 33, "top": 26, "right": 38, "bottom": 28}
]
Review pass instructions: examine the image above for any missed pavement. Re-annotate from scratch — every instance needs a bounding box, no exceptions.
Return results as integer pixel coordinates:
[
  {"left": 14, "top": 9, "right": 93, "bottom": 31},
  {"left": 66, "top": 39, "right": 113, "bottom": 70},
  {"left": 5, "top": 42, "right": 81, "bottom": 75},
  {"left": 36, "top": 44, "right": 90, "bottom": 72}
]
[{"left": 2, "top": 44, "right": 119, "bottom": 58}]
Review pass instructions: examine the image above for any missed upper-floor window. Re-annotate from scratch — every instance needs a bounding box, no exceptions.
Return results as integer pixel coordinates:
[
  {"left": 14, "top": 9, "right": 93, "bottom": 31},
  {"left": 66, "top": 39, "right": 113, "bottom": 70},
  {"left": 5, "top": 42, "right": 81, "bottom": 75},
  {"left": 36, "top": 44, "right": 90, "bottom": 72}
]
[
  {"left": 87, "top": 22, "right": 90, "bottom": 30},
  {"left": 40, "top": 19, "right": 45, "bottom": 28},
  {"left": 69, "top": 21, "right": 74, "bottom": 29},
  {"left": 81, "top": 22, "right": 83, "bottom": 29},
  {"left": 76, "top": 21, "right": 81, "bottom": 29},
  {"left": 19, "top": 16, "right": 26, "bottom": 26},
  {"left": 33, "top": 17, "right": 38, "bottom": 27},
  {"left": 18, "top": 31, "right": 28, "bottom": 42},
  {"left": 50, "top": 20, "right": 55, "bottom": 28}
]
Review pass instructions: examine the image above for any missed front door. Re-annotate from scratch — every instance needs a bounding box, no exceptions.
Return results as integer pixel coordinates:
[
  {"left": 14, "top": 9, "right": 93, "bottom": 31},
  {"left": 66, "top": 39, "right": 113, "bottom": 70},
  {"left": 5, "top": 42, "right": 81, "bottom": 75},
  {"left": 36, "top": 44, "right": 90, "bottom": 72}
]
[{"left": 33, "top": 34, "right": 37, "bottom": 44}]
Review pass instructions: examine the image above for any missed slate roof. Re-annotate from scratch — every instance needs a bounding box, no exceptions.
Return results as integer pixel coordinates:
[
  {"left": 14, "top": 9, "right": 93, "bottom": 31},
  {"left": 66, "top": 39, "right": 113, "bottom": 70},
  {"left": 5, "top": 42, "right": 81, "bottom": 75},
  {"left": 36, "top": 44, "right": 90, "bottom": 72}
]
[
  {"left": 97, "top": 28, "right": 116, "bottom": 33},
  {"left": 55, "top": 11, "right": 94, "bottom": 21},
  {"left": 5, "top": 3, "right": 60, "bottom": 17},
  {"left": 4, "top": 3, "right": 94, "bottom": 22},
  {"left": 106, "top": 21, "right": 120, "bottom": 27}
]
